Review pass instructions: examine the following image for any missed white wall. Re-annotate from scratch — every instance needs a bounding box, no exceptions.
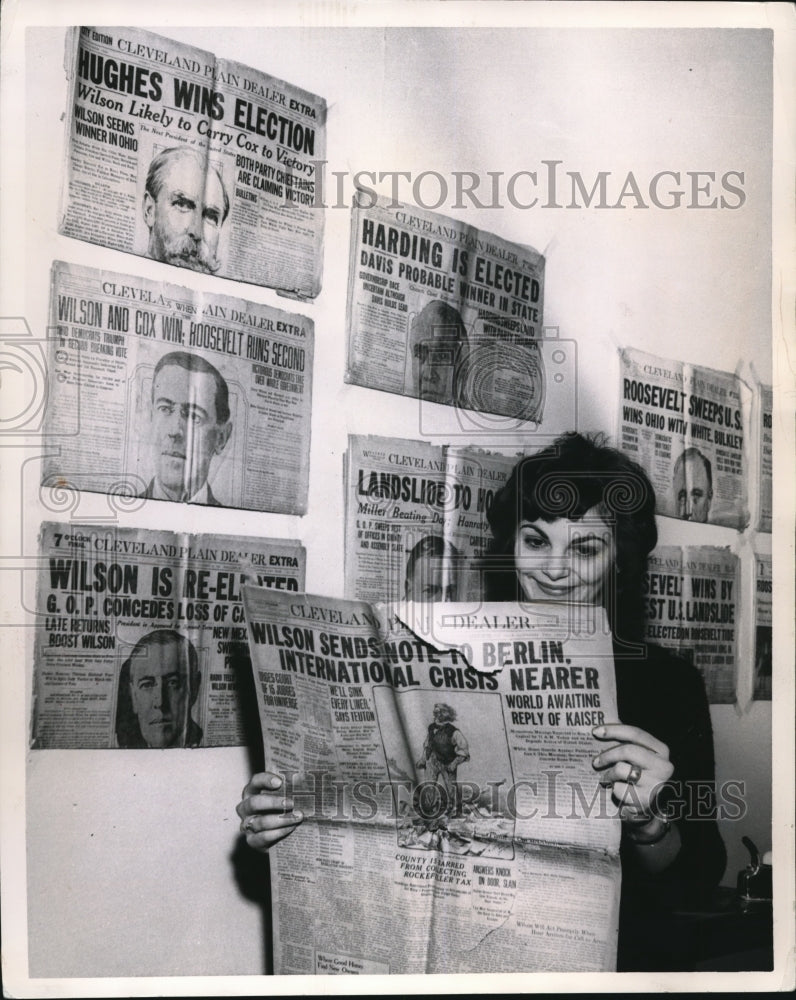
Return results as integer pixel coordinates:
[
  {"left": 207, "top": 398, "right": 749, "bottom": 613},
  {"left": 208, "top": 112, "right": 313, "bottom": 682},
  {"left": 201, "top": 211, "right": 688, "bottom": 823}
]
[{"left": 6, "top": 13, "right": 778, "bottom": 983}]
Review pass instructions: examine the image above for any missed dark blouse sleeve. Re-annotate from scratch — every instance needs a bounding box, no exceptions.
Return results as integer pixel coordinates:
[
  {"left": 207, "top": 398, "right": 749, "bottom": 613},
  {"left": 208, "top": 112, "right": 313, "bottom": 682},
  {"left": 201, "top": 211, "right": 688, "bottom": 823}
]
[{"left": 617, "top": 646, "right": 727, "bottom": 909}]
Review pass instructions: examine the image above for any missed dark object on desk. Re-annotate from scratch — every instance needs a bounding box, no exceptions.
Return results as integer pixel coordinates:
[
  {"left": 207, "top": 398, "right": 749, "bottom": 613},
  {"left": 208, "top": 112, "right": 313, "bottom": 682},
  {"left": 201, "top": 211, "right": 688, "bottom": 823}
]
[
  {"left": 618, "top": 833, "right": 774, "bottom": 971},
  {"left": 737, "top": 835, "right": 773, "bottom": 910}
]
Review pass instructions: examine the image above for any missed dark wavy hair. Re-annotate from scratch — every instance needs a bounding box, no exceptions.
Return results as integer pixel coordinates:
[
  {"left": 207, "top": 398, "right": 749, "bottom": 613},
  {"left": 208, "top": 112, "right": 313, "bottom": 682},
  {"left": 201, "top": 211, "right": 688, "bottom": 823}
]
[{"left": 484, "top": 432, "right": 657, "bottom": 642}]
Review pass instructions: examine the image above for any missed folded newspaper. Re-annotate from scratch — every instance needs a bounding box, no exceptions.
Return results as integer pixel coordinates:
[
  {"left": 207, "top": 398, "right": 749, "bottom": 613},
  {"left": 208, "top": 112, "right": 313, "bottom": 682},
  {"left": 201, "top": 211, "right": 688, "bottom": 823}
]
[
  {"left": 345, "top": 195, "right": 547, "bottom": 421},
  {"left": 59, "top": 26, "right": 326, "bottom": 298},
  {"left": 31, "top": 522, "right": 305, "bottom": 748},
  {"left": 242, "top": 586, "right": 622, "bottom": 973},
  {"left": 643, "top": 545, "right": 739, "bottom": 704},
  {"left": 618, "top": 347, "right": 751, "bottom": 529},
  {"left": 343, "top": 434, "right": 518, "bottom": 603},
  {"left": 757, "top": 384, "right": 772, "bottom": 534},
  {"left": 44, "top": 261, "right": 314, "bottom": 514}
]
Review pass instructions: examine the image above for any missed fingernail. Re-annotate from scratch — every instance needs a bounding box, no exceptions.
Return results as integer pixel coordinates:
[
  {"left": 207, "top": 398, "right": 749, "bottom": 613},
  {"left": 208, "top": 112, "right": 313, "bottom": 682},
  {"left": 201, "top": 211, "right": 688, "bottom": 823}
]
[
  {"left": 292, "top": 810, "right": 303, "bottom": 821},
  {"left": 593, "top": 726, "right": 605, "bottom": 737},
  {"left": 282, "top": 798, "right": 293, "bottom": 810},
  {"left": 269, "top": 775, "right": 282, "bottom": 788},
  {"left": 592, "top": 755, "right": 601, "bottom": 766}
]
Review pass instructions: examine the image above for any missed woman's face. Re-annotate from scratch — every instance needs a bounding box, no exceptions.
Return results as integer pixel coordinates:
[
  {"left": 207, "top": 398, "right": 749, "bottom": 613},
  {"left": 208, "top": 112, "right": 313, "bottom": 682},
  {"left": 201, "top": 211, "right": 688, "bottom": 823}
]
[{"left": 513, "top": 508, "right": 616, "bottom": 606}]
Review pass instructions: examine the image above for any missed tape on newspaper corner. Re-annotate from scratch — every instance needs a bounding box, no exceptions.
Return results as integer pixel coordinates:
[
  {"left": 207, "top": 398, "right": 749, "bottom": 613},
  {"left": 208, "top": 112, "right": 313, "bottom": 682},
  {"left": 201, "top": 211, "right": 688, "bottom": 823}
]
[{"left": 453, "top": 341, "right": 545, "bottom": 422}]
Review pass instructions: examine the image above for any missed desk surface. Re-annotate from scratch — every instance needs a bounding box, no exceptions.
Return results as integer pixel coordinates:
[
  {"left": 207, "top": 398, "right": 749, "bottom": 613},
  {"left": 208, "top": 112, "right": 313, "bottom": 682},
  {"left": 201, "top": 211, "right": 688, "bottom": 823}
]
[{"left": 619, "top": 887, "right": 773, "bottom": 972}]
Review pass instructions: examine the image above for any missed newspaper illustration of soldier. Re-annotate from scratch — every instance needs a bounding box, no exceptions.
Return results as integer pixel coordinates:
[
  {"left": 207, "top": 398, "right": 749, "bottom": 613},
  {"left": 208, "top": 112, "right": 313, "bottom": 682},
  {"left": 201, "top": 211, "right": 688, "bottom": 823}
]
[
  {"left": 374, "top": 688, "right": 515, "bottom": 858},
  {"left": 415, "top": 702, "right": 470, "bottom": 815}
]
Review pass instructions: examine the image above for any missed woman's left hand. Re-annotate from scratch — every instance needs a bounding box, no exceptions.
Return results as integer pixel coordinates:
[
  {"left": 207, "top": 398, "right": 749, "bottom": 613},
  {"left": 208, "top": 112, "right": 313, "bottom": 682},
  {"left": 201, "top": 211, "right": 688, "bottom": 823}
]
[{"left": 591, "top": 723, "right": 674, "bottom": 822}]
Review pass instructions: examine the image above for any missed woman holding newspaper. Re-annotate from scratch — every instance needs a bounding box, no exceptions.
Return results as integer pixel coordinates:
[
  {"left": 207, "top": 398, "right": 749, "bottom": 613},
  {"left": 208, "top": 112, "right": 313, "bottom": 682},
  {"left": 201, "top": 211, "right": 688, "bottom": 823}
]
[
  {"left": 482, "top": 432, "right": 727, "bottom": 969},
  {"left": 237, "top": 432, "right": 726, "bottom": 970}
]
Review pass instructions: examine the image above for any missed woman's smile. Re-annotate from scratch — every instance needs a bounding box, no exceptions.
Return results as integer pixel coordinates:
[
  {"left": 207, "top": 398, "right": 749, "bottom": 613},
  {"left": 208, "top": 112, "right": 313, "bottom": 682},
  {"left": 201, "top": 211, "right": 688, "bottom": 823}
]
[{"left": 513, "top": 508, "right": 616, "bottom": 606}]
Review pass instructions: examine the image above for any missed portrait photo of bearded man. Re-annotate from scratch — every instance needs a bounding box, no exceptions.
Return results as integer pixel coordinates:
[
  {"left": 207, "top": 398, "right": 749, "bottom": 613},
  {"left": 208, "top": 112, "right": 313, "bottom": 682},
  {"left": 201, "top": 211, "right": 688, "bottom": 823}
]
[{"left": 142, "top": 146, "right": 229, "bottom": 274}]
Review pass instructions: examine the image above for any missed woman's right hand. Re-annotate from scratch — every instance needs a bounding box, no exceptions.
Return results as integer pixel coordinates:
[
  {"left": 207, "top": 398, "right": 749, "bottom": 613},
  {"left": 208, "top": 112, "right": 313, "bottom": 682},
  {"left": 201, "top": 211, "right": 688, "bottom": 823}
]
[{"left": 236, "top": 771, "right": 304, "bottom": 852}]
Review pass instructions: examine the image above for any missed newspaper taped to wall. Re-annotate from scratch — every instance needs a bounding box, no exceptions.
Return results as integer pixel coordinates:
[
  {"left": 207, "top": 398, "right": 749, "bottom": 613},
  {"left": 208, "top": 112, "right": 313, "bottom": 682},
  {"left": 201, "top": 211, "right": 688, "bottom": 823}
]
[
  {"left": 242, "top": 586, "right": 621, "bottom": 973},
  {"left": 643, "top": 546, "right": 739, "bottom": 704},
  {"left": 758, "top": 385, "right": 772, "bottom": 533},
  {"left": 345, "top": 195, "right": 547, "bottom": 420},
  {"left": 618, "top": 347, "right": 750, "bottom": 529},
  {"left": 753, "top": 554, "right": 772, "bottom": 701},
  {"left": 31, "top": 521, "right": 305, "bottom": 748},
  {"left": 59, "top": 27, "right": 326, "bottom": 298},
  {"left": 43, "top": 261, "right": 313, "bottom": 514},
  {"left": 344, "top": 434, "right": 517, "bottom": 602}
]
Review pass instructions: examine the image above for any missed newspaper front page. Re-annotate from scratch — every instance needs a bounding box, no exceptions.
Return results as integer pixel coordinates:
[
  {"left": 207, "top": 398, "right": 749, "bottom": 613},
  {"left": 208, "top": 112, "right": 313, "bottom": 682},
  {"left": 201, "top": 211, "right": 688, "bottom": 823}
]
[
  {"left": 618, "top": 347, "right": 750, "bottom": 529},
  {"left": 31, "top": 521, "right": 305, "bottom": 748},
  {"left": 243, "top": 586, "right": 622, "bottom": 974},
  {"left": 345, "top": 195, "right": 547, "bottom": 419},
  {"left": 758, "top": 385, "right": 772, "bottom": 533},
  {"left": 753, "top": 554, "right": 772, "bottom": 701},
  {"left": 43, "top": 261, "right": 313, "bottom": 513},
  {"left": 59, "top": 26, "right": 326, "bottom": 298},
  {"left": 643, "top": 546, "right": 739, "bottom": 704},
  {"left": 344, "top": 434, "right": 516, "bottom": 603}
]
